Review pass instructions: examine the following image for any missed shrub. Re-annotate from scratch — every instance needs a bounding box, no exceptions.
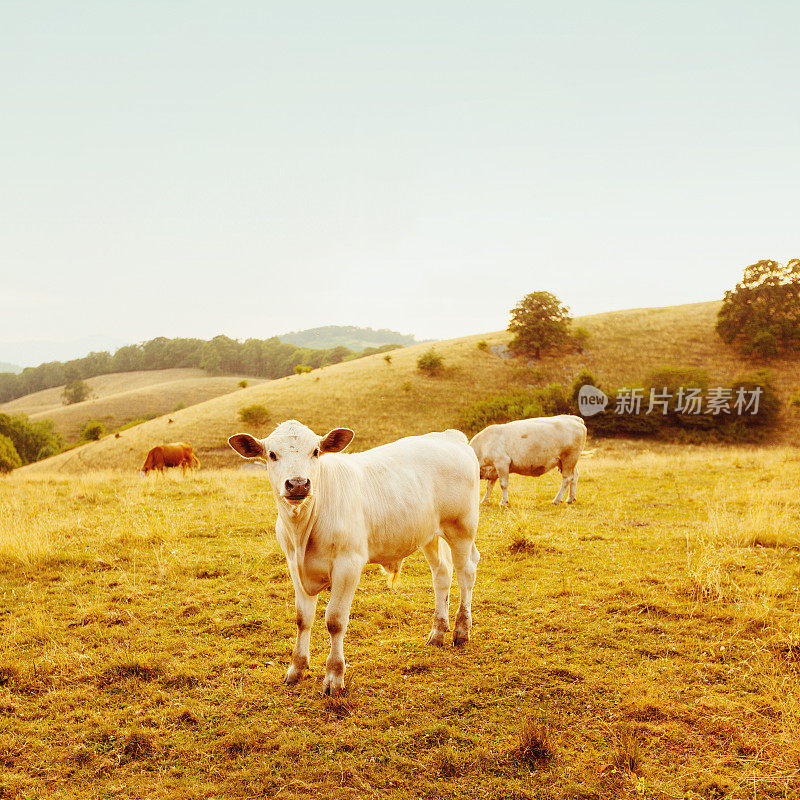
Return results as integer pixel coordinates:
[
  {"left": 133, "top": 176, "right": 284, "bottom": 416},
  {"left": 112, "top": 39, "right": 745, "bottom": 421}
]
[
  {"left": 725, "top": 370, "right": 781, "bottom": 433},
  {"left": 0, "top": 434, "right": 22, "bottom": 474},
  {"left": 537, "top": 383, "right": 570, "bottom": 415},
  {"left": 238, "top": 404, "right": 270, "bottom": 426},
  {"left": 457, "top": 389, "right": 539, "bottom": 435},
  {"left": 80, "top": 420, "right": 105, "bottom": 441},
  {"left": 238, "top": 380, "right": 248, "bottom": 389},
  {"left": 476, "top": 340, "right": 488, "bottom": 351},
  {"left": 459, "top": 382, "right": 573, "bottom": 435},
  {"left": 584, "top": 368, "right": 781, "bottom": 442},
  {"left": 0, "top": 413, "right": 62, "bottom": 464},
  {"left": 383, "top": 354, "right": 392, "bottom": 365},
  {"left": 417, "top": 348, "right": 444, "bottom": 375},
  {"left": 62, "top": 378, "right": 89, "bottom": 405},
  {"left": 572, "top": 327, "right": 590, "bottom": 352},
  {"left": 35, "top": 440, "right": 61, "bottom": 460},
  {"left": 294, "top": 364, "right": 312, "bottom": 374},
  {"left": 569, "top": 368, "right": 601, "bottom": 410},
  {"left": 584, "top": 391, "right": 662, "bottom": 438}
]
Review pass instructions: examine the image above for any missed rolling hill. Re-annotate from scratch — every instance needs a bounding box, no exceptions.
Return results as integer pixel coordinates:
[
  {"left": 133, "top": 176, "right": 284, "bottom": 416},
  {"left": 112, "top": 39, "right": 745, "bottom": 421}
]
[
  {"left": 278, "top": 325, "right": 425, "bottom": 350},
  {"left": 1, "top": 368, "right": 263, "bottom": 443},
  {"left": 18, "top": 300, "right": 800, "bottom": 474}
]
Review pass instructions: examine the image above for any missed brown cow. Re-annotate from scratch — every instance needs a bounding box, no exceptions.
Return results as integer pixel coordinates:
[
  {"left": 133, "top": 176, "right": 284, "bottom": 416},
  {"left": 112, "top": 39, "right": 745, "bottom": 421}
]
[{"left": 140, "top": 442, "right": 200, "bottom": 476}]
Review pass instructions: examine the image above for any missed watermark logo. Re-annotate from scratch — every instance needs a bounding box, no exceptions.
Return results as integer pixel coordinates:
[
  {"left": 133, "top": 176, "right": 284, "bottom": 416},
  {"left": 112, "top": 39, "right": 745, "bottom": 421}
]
[
  {"left": 578, "top": 384, "right": 609, "bottom": 417},
  {"left": 576, "top": 384, "right": 764, "bottom": 417}
]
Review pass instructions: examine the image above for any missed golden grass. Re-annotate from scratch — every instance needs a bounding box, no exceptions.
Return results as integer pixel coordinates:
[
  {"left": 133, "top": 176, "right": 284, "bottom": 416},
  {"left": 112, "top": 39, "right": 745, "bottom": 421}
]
[
  {"left": 17, "top": 300, "right": 800, "bottom": 475},
  {"left": 2, "top": 445, "right": 800, "bottom": 798}
]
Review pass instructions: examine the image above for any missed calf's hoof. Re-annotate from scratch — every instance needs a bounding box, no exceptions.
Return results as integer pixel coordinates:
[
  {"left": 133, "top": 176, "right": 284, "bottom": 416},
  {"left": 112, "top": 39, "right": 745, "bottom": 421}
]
[
  {"left": 283, "top": 661, "right": 306, "bottom": 686},
  {"left": 323, "top": 675, "right": 345, "bottom": 696},
  {"left": 452, "top": 633, "right": 469, "bottom": 648},
  {"left": 426, "top": 631, "right": 445, "bottom": 647}
]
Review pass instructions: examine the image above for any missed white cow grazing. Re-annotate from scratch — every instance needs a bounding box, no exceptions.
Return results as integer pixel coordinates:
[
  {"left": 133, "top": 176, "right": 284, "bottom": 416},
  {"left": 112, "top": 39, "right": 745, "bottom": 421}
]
[
  {"left": 228, "top": 420, "right": 480, "bottom": 696},
  {"left": 469, "top": 415, "right": 587, "bottom": 506}
]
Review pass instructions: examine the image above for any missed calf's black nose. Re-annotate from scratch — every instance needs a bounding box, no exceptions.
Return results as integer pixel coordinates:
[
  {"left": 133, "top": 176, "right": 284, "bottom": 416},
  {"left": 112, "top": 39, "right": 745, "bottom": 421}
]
[{"left": 285, "top": 477, "right": 311, "bottom": 496}]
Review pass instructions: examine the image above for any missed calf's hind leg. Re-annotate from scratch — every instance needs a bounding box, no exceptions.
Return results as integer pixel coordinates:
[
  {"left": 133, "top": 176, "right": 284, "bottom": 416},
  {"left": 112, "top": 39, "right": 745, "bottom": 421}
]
[
  {"left": 553, "top": 473, "right": 572, "bottom": 504},
  {"left": 568, "top": 466, "right": 579, "bottom": 503},
  {"left": 442, "top": 520, "right": 480, "bottom": 647},
  {"left": 421, "top": 537, "right": 454, "bottom": 647},
  {"left": 554, "top": 454, "right": 580, "bottom": 505}
]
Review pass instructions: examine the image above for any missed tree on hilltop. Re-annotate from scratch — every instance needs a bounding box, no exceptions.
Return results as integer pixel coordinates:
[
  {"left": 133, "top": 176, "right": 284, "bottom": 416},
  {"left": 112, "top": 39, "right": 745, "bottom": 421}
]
[
  {"left": 62, "top": 378, "right": 89, "bottom": 405},
  {"left": 507, "top": 291, "right": 572, "bottom": 359},
  {"left": 716, "top": 259, "right": 800, "bottom": 357}
]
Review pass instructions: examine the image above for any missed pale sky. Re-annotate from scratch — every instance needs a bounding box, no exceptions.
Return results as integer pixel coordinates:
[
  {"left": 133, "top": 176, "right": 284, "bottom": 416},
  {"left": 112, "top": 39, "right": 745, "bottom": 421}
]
[{"left": 2, "top": 1, "right": 798, "bottom": 362}]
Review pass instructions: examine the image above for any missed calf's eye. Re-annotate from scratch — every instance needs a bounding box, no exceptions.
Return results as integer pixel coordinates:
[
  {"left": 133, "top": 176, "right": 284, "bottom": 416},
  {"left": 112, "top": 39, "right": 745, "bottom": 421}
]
[
  {"left": 313, "top": 448, "right": 319, "bottom": 458},
  {"left": 269, "top": 451, "right": 277, "bottom": 461}
]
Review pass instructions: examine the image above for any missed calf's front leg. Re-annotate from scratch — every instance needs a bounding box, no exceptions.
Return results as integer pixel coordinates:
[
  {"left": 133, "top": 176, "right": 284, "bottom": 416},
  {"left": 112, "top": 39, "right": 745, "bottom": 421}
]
[
  {"left": 323, "top": 556, "right": 364, "bottom": 696},
  {"left": 284, "top": 560, "right": 318, "bottom": 686}
]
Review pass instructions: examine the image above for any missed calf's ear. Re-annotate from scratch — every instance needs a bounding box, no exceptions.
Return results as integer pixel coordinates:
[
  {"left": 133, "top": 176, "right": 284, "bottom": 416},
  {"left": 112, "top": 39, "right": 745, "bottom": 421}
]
[
  {"left": 320, "top": 428, "right": 355, "bottom": 453},
  {"left": 228, "top": 433, "right": 266, "bottom": 459}
]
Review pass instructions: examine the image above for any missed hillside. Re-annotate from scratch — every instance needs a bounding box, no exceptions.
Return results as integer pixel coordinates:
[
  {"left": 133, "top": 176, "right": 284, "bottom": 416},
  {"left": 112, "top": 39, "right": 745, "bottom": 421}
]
[
  {"left": 19, "top": 300, "right": 800, "bottom": 474},
  {"left": 279, "top": 325, "right": 424, "bottom": 350},
  {"left": 1, "top": 369, "right": 263, "bottom": 443}
]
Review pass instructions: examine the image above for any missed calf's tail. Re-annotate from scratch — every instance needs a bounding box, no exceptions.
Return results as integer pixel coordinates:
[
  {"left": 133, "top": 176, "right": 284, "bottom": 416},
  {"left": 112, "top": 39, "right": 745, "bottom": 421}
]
[{"left": 380, "top": 561, "right": 404, "bottom": 589}]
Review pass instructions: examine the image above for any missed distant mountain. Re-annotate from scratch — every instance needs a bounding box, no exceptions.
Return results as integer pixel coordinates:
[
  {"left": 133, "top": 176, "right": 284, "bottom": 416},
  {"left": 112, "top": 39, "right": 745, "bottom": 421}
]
[
  {"left": 279, "top": 325, "right": 431, "bottom": 351},
  {"left": 0, "top": 362, "right": 21, "bottom": 374},
  {"left": 0, "top": 335, "right": 130, "bottom": 369}
]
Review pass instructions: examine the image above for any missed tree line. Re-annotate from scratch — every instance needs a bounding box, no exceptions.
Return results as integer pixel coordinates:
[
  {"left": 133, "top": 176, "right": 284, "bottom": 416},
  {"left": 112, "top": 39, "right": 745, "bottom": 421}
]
[{"left": 0, "top": 335, "right": 400, "bottom": 404}]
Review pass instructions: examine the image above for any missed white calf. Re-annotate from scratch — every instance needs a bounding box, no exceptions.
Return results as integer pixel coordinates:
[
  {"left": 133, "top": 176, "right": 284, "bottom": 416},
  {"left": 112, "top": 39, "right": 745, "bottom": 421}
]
[
  {"left": 229, "top": 420, "right": 480, "bottom": 695},
  {"left": 469, "top": 415, "right": 587, "bottom": 506}
]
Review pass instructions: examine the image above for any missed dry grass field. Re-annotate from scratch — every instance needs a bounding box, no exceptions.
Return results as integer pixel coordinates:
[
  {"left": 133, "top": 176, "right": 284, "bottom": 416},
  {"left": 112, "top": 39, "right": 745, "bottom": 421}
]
[
  {"left": 17, "top": 301, "right": 800, "bottom": 476},
  {"left": 0, "top": 369, "right": 262, "bottom": 444},
  {"left": 2, "top": 445, "right": 800, "bottom": 799}
]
